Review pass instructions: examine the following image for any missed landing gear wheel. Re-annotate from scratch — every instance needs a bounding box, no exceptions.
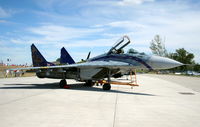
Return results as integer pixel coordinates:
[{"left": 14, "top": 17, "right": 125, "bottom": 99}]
[
  {"left": 103, "top": 83, "right": 111, "bottom": 90},
  {"left": 59, "top": 79, "right": 66, "bottom": 88},
  {"left": 84, "top": 80, "right": 95, "bottom": 87}
]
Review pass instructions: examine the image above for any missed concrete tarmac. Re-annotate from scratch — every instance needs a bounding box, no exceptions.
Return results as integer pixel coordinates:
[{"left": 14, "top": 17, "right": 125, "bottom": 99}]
[{"left": 0, "top": 75, "right": 200, "bottom": 127}]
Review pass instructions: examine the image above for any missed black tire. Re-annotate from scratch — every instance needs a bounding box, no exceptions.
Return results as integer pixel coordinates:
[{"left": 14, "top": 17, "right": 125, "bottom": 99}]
[
  {"left": 103, "top": 83, "right": 111, "bottom": 90},
  {"left": 59, "top": 79, "right": 66, "bottom": 88}
]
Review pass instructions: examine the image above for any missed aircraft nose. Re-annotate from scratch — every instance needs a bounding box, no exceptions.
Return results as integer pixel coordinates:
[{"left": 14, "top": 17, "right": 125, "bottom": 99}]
[{"left": 147, "top": 56, "right": 183, "bottom": 69}]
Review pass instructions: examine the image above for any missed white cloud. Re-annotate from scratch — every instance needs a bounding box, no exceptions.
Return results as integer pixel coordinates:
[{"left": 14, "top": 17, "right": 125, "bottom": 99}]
[
  {"left": 28, "top": 25, "right": 104, "bottom": 42},
  {"left": 0, "top": 19, "right": 8, "bottom": 23},
  {"left": 87, "top": 0, "right": 155, "bottom": 7},
  {"left": 56, "top": 38, "right": 115, "bottom": 48},
  {"left": 0, "top": 7, "right": 18, "bottom": 18},
  {"left": 95, "top": 21, "right": 146, "bottom": 31},
  {"left": 0, "top": 7, "right": 11, "bottom": 18},
  {"left": 118, "top": 0, "right": 155, "bottom": 6}
]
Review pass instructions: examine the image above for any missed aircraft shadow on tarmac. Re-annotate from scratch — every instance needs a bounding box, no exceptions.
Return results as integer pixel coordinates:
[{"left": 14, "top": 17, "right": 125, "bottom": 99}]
[{"left": 1, "top": 83, "right": 155, "bottom": 96}]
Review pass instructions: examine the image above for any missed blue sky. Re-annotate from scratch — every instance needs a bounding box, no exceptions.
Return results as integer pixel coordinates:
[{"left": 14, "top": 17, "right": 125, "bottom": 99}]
[{"left": 0, "top": 0, "right": 200, "bottom": 65}]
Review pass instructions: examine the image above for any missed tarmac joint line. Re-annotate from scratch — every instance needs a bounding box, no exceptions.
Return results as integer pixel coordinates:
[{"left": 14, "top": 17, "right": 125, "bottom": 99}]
[{"left": 113, "top": 86, "right": 119, "bottom": 127}]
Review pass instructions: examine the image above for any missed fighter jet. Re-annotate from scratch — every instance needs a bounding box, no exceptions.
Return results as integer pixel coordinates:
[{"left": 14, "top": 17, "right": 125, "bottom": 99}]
[{"left": 11, "top": 36, "right": 183, "bottom": 90}]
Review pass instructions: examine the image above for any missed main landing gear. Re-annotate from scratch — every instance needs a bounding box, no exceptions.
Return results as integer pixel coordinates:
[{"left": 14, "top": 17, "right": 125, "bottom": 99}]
[
  {"left": 102, "top": 70, "right": 111, "bottom": 90},
  {"left": 59, "top": 79, "right": 70, "bottom": 88},
  {"left": 84, "top": 80, "right": 111, "bottom": 90}
]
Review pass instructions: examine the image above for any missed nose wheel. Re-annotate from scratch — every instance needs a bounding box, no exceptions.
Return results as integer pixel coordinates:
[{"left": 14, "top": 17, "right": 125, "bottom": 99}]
[{"left": 103, "top": 83, "right": 111, "bottom": 90}]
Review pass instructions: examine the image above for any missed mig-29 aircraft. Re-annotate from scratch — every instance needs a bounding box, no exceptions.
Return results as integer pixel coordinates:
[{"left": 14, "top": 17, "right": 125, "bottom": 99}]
[{"left": 11, "top": 36, "right": 183, "bottom": 90}]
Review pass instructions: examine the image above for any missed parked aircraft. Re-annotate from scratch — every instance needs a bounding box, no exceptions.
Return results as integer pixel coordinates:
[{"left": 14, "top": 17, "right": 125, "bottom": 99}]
[{"left": 10, "top": 36, "right": 183, "bottom": 90}]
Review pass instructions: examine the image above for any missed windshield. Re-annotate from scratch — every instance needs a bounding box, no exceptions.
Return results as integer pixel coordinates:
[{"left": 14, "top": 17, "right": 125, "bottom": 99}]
[
  {"left": 127, "top": 48, "right": 146, "bottom": 55},
  {"left": 108, "top": 35, "right": 130, "bottom": 54},
  {"left": 127, "top": 48, "right": 138, "bottom": 54}
]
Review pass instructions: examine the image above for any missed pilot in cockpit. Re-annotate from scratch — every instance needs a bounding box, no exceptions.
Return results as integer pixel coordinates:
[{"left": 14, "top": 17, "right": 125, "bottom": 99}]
[{"left": 116, "top": 49, "right": 124, "bottom": 54}]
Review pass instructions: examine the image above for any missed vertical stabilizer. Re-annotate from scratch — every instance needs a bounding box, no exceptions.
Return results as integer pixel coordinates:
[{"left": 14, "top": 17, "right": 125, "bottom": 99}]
[
  {"left": 60, "top": 47, "right": 75, "bottom": 64},
  {"left": 31, "top": 44, "right": 48, "bottom": 67}
]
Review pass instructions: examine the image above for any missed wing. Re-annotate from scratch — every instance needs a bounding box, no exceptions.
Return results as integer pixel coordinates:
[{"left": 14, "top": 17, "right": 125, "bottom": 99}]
[{"left": 9, "top": 61, "right": 133, "bottom": 71}]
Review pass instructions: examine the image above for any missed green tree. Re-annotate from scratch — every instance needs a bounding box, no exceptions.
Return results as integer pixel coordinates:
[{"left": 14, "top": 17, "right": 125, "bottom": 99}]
[
  {"left": 169, "top": 48, "right": 195, "bottom": 72},
  {"left": 150, "top": 35, "right": 168, "bottom": 57},
  {"left": 56, "top": 58, "right": 60, "bottom": 62},
  {"left": 169, "top": 48, "right": 194, "bottom": 64},
  {"left": 193, "top": 64, "right": 200, "bottom": 72}
]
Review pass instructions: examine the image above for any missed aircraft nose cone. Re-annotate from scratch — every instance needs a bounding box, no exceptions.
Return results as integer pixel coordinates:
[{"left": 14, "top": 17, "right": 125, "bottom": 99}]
[{"left": 148, "top": 56, "right": 183, "bottom": 69}]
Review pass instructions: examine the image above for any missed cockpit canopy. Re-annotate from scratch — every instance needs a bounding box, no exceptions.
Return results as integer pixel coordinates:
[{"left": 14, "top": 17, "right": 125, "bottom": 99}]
[
  {"left": 108, "top": 35, "right": 130, "bottom": 54},
  {"left": 107, "top": 35, "right": 146, "bottom": 55}
]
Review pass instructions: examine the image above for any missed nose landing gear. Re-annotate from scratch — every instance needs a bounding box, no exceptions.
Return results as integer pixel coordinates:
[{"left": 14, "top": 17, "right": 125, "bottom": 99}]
[
  {"left": 102, "top": 69, "right": 111, "bottom": 90},
  {"left": 103, "top": 83, "right": 111, "bottom": 90}
]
